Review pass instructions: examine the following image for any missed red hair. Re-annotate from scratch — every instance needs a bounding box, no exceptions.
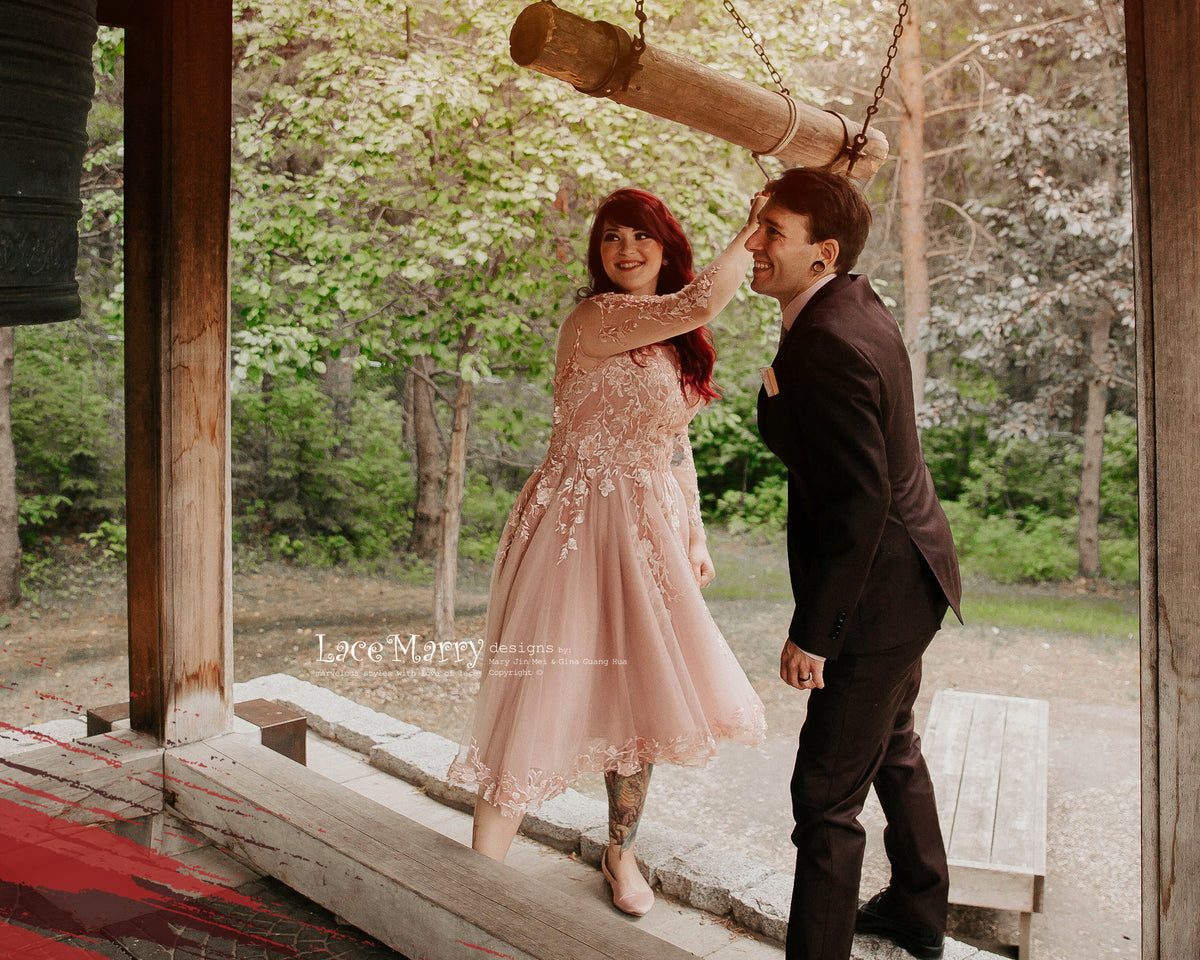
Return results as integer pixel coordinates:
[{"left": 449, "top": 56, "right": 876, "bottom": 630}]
[{"left": 584, "top": 188, "right": 719, "bottom": 402}]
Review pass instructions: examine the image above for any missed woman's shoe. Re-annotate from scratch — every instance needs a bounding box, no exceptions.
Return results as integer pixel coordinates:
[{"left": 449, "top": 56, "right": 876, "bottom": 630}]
[{"left": 601, "top": 847, "right": 655, "bottom": 917}]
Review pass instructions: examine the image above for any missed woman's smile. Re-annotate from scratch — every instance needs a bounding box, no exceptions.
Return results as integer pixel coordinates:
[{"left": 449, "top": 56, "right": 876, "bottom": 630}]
[{"left": 600, "top": 222, "right": 664, "bottom": 296}]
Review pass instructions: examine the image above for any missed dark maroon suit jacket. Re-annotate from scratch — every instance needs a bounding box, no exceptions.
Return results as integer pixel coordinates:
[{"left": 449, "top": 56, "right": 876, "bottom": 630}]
[{"left": 757, "top": 274, "right": 962, "bottom": 660}]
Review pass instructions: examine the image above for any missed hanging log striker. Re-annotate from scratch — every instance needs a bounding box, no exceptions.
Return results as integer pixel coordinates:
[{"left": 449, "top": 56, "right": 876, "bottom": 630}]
[
  {"left": 510, "top": 2, "right": 888, "bottom": 180},
  {"left": 0, "top": 0, "right": 99, "bottom": 326}
]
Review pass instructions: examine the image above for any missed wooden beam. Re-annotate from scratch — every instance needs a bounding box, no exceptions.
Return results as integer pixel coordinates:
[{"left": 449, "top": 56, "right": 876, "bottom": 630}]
[
  {"left": 123, "top": 0, "right": 233, "bottom": 745},
  {"left": 0, "top": 731, "right": 163, "bottom": 826},
  {"left": 166, "top": 735, "right": 697, "bottom": 960},
  {"left": 509, "top": 1, "right": 888, "bottom": 179},
  {"left": 1124, "top": 1, "right": 1200, "bottom": 958}
]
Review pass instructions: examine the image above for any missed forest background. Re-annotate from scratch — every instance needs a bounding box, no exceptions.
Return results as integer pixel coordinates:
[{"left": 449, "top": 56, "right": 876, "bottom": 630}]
[{"left": 0, "top": 0, "right": 1135, "bottom": 626}]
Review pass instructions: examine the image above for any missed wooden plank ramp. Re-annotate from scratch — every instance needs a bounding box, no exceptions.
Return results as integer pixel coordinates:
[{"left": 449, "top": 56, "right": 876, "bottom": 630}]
[{"left": 167, "top": 733, "right": 702, "bottom": 960}]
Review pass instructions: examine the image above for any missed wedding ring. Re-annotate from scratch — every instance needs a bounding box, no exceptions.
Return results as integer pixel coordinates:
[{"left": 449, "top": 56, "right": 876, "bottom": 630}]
[{"left": 799, "top": 674, "right": 812, "bottom": 683}]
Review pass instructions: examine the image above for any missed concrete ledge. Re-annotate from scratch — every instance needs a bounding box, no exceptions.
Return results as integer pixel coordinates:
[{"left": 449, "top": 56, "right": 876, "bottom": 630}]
[
  {"left": 521, "top": 788, "right": 608, "bottom": 854},
  {"left": 580, "top": 821, "right": 706, "bottom": 888},
  {"left": 370, "top": 729, "right": 455, "bottom": 788},
  {"left": 658, "top": 844, "right": 772, "bottom": 917},
  {"left": 731, "top": 871, "right": 792, "bottom": 944}
]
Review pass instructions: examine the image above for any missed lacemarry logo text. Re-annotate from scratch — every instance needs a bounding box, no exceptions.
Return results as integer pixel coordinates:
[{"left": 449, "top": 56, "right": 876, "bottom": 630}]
[{"left": 314, "top": 633, "right": 483, "bottom": 669}]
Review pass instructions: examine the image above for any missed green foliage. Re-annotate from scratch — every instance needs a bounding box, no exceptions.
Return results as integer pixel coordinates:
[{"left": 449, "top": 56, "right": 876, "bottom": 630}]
[
  {"left": 12, "top": 322, "right": 125, "bottom": 523},
  {"left": 18, "top": 494, "right": 70, "bottom": 534},
  {"left": 231, "top": 373, "right": 416, "bottom": 564},
  {"left": 9, "top": 1, "right": 1141, "bottom": 595},
  {"left": 1095, "top": 411, "right": 1138, "bottom": 535},
  {"left": 459, "top": 475, "right": 518, "bottom": 562},
  {"left": 711, "top": 474, "right": 787, "bottom": 535},
  {"left": 80, "top": 520, "right": 127, "bottom": 562}
]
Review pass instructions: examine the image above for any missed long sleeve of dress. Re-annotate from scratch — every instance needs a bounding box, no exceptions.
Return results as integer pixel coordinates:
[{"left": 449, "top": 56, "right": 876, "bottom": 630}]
[
  {"left": 670, "top": 429, "right": 706, "bottom": 548},
  {"left": 573, "top": 232, "right": 755, "bottom": 359}
]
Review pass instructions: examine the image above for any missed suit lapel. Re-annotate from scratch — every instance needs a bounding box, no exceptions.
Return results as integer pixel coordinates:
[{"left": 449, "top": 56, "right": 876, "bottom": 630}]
[{"left": 777, "top": 274, "right": 856, "bottom": 358}]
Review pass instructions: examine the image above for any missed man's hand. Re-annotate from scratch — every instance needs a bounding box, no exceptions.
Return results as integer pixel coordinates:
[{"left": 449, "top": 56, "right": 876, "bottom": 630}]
[
  {"left": 779, "top": 639, "right": 824, "bottom": 691},
  {"left": 689, "top": 540, "right": 716, "bottom": 588}
]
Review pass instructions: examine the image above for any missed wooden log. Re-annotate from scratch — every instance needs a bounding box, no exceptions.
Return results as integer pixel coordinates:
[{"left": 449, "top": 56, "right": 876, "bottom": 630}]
[{"left": 509, "top": 1, "right": 888, "bottom": 179}]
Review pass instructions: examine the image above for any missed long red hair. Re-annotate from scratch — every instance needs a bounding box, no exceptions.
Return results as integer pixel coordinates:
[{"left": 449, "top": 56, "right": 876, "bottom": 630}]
[{"left": 583, "top": 188, "right": 719, "bottom": 402}]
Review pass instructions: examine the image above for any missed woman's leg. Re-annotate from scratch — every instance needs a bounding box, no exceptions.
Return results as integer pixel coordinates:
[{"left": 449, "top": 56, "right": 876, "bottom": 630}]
[
  {"left": 472, "top": 792, "right": 524, "bottom": 862},
  {"left": 604, "top": 765, "right": 654, "bottom": 889}
]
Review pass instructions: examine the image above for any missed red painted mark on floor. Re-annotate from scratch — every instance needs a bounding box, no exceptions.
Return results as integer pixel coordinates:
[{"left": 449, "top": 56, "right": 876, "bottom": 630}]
[
  {"left": 0, "top": 795, "right": 385, "bottom": 957},
  {"left": 455, "top": 940, "right": 517, "bottom": 959}
]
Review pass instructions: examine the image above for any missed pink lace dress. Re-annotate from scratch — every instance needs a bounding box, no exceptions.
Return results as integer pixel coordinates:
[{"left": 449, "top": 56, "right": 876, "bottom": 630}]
[{"left": 447, "top": 265, "right": 767, "bottom": 817}]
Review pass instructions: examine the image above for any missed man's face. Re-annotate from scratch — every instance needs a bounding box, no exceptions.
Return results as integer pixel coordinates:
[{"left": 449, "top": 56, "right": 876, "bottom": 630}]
[{"left": 744, "top": 201, "right": 826, "bottom": 306}]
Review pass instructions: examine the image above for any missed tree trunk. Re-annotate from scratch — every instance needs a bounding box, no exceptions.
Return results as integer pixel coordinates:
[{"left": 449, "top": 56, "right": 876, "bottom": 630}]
[
  {"left": 323, "top": 338, "right": 358, "bottom": 458},
  {"left": 432, "top": 329, "right": 480, "bottom": 645},
  {"left": 0, "top": 327, "right": 20, "bottom": 609},
  {"left": 409, "top": 354, "right": 442, "bottom": 562},
  {"left": 898, "top": 0, "right": 929, "bottom": 409},
  {"left": 1077, "top": 62, "right": 1121, "bottom": 583},
  {"left": 1078, "top": 303, "right": 1113, "bottom": 581}
]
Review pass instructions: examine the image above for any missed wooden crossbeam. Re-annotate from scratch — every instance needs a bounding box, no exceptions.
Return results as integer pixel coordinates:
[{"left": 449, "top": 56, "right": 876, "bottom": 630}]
[{"left": 510, "top": 1, "right": 889, "bottom": 179}]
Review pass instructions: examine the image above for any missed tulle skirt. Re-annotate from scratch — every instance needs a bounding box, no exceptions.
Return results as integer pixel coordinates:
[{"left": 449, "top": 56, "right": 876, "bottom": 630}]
[{"left": 447, "top": 454, "right": 766, "bottom": 817}]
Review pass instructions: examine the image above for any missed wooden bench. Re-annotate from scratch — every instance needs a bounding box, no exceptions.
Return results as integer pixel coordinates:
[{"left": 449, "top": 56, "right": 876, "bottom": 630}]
[{"left": 922, "top": 690, "right": 1049, "bottom": 959}]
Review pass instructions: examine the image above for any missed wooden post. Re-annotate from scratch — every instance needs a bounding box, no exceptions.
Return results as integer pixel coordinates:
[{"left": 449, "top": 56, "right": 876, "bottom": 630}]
[
  {"left": 509, "top": 1, "right": 888, "bottom": 179},
  {"left": 121, "top": 0, "right": 233, "bottom": 745},
  {"left": 1125, "top": 1, "right": 1200, "bottom": 957}
]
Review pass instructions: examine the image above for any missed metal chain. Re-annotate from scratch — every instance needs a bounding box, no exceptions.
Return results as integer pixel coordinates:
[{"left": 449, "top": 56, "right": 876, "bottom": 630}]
[
  {"left": 632, "top": 0, "right": 648, "bottom": 53},
  {"left": 721, "top": 0, "right": 788, "bottom": 95},
  {"left": 851, "top": 0, "right": 909, "bottom": 161}
]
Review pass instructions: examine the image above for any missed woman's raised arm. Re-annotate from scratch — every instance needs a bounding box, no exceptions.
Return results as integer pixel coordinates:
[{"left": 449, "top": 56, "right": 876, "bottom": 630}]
[{"left": 574, "top": 197, "right": 765, "bottom": 360}]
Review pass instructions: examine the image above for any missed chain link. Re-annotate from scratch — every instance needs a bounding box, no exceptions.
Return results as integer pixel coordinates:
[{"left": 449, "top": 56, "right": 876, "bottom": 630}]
[
  {"left": 851, "top": 0, "right": 909, "bottom": 160},
  {"left": 721, "top": 0, "right": 788, "bottom": 95},
  {"left": 632, "top": 0, "right": 647, "bottom": 52}
]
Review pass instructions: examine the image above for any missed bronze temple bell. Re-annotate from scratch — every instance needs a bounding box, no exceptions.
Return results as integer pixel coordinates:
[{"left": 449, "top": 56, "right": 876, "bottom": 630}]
[{"left": 0, "top": 0, "right": 99, "bottom": 325}]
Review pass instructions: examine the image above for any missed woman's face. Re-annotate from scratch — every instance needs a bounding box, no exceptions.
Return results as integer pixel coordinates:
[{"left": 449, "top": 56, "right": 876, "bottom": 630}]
[{"left": 599, "top": 221, "right": 664, "bottom": 296}]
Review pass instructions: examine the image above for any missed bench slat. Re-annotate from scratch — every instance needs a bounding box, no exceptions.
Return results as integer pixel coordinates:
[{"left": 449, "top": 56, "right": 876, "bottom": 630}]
[
  {"left": 923, "top": 689, "right": 974, "bottom": 839},
  {"left": 991, "top": 698, "right": 1048, "bottom": 875},
  {"left": 947, "top": 695, "right": 1006, "bottom": 863}
]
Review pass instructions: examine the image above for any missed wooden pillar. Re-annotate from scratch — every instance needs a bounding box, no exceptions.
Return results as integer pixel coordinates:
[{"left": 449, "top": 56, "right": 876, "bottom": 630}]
[
  {"left": 112, "top": 0, "right": 233, "bottom": 745},
  {"left": 1125, "top": 1, "right": 1200, "bottom": 956}
]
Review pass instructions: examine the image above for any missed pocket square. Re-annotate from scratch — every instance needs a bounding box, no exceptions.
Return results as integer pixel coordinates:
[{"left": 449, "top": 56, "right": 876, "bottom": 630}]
[{"left": 760, "top": 366, "right": 780, "bottom": 397}]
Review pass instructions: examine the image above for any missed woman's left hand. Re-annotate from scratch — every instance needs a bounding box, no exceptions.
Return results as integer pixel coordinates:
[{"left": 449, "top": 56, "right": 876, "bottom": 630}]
[{"left": 689, "top": 541, "right": 716, "bottom": 588}]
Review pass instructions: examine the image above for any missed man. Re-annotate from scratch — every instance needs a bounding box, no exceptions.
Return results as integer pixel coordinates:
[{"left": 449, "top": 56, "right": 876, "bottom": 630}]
[{"left": 747, "top": 167, "right": 963, "bottom": 960}]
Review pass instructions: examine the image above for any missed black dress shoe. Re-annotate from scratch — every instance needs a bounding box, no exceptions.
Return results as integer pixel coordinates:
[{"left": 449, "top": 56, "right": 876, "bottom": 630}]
[{"left": 855, "top": 890, "right": 945, "bottom": 960}]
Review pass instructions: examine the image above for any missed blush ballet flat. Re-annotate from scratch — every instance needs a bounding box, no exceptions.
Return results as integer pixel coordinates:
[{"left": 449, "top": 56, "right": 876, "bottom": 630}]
[{"left": 601, "top": 847, "right": 655, "bottom": 917}]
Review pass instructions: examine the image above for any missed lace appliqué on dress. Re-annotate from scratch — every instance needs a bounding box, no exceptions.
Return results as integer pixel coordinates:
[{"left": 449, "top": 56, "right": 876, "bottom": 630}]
[
  {"left": 448, "top": 704, "right": 767, "bottom": 817},
  {"left": 496, "top": 342, "right": 697, "bottom": 602}
]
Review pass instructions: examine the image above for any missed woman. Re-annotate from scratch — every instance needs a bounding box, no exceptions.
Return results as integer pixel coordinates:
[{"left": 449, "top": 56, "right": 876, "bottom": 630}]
[{"left": 448, "top": 188, "right": 766, "bottom": 916}]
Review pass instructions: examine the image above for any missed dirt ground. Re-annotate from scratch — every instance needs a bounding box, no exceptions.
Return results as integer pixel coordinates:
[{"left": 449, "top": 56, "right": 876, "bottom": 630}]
[{"left": 1, "top": 539, "right": 1141, "bottom": 960}]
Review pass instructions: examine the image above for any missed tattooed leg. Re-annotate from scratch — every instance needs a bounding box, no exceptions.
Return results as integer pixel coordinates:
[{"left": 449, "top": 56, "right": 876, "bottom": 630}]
[
  {"left": 604, "top": 764, "right": 655, "bottom": 896},
  {"left": 606, "top": 764, "right": 654, "bottom": 851}
]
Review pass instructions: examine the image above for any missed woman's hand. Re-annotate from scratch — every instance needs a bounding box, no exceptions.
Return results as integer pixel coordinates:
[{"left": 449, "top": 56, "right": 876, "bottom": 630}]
[
  {"left": 747, "top": 191, "right": 769, "bottom": 227},
  {"left": 689, "top": 540, "right": 716, "bottom": 588}
]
